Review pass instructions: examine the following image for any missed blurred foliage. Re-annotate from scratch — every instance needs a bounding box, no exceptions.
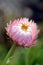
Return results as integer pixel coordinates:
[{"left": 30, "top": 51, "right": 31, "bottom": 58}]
[
  {"left": 5, "top": 38, "right": 43, "bottom": 65},
  {"left": 38, "top": 22, "right": 43, "bottom": 39},
  {"left": 0, "top": 44, "right": 8, "bottom": 65},
  {"left": 4, "top": 12, "right": 19, "bottom": 23}
]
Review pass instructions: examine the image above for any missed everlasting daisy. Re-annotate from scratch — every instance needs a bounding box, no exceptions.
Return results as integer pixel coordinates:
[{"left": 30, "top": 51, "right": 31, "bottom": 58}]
[{"left": 6, "top": 18, "right": 40, "bottom": 46}]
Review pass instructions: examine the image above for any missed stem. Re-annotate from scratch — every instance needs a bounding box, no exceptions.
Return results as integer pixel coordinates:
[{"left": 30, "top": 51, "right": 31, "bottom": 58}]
[
  {"left": 25, "top": 47, "right": 31, "bottom": 65},
  {"left": 2, "top": 44, "right": 16, "bottom": 65}
]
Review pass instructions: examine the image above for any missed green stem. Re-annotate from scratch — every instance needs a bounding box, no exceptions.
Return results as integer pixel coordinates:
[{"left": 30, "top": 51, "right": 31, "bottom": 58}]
[
  {"left": 2, "top": 44, "right": 16, "bottom": 65},
  {"left": 25, "top": 47, "right": 31, "bottom": 65}
]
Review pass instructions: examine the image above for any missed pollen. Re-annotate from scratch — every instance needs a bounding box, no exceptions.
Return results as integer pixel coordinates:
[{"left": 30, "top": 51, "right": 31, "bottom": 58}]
[{"left": 21, "top": 24, "right": 28, "bottom": 31}]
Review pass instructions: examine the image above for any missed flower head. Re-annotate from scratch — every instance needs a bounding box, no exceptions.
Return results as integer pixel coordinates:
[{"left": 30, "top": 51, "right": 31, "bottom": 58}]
[{"left": 6, "top": 18, "right": 40, "bottom": 46}]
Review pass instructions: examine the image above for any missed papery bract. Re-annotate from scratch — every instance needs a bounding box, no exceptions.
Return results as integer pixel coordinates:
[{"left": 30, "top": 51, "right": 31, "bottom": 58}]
[{"left": 6, "top": 18, "right": 40, "bottom": 46}]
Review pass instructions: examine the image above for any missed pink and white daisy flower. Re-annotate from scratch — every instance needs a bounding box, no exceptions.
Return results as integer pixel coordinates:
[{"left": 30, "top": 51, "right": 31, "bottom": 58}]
[{"left": 6, "top": 18, "right": 40, "bottom": 46}]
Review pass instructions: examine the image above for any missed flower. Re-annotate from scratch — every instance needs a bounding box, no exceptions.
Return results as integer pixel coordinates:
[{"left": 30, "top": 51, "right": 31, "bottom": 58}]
[{"left": 6, "top": 18, "right": 40, "bottom": 46}]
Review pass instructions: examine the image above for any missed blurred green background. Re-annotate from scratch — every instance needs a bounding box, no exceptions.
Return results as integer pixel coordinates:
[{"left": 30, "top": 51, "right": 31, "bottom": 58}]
[{"left": 0, "top": 0, "right": 43, "bottom": 65}]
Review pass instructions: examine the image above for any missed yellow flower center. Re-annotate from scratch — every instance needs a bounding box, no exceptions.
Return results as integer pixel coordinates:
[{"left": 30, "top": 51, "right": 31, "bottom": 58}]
[{"left": 21, "top": 24, "right": 28, "bottom": 31}]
